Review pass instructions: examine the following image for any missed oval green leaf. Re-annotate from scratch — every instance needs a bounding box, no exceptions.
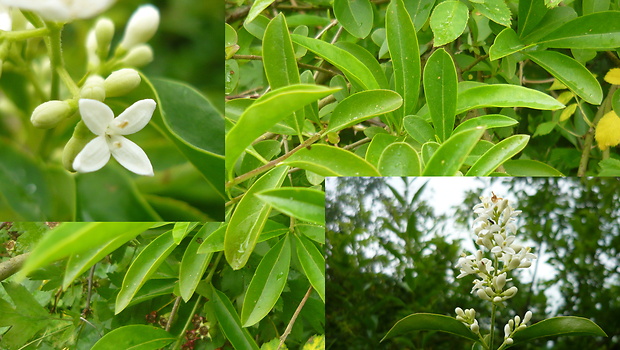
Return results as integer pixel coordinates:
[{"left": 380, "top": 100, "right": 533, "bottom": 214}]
[
  {"left": 333, "top": 0, "right": 374, "bottom": 38},
  {"left": 241, "top": 234, "right": 291, "bottom": 327},
  {"left": 422, "top": 128, "right": 485, "bottom": 175},
  {"left": 381, "top": 313, "right": 478, "bottom": 342},
  {"left": 245, "top": 0, "right": 276, "bottom": 24},
  {"left": 503, "top": 159, "right": 565, "bottom": 176},
  {"left": 430, "top": 1, "right": 469, "bottom": 46},
  {"left": 537, "top": 11, "right": 620, "bottom": 49},
  {"left": 327, "top": 90, "right": 403, "bottom": 133},
  {"left": 256, "top": 188, "right": 325, "bottom": 225},
  {"left": 489, "top": 28, "right": 526, "bottom": 61},
  {"left": 513, "top": 316, "right": 607, "bottom": 344},
  {"left": 209, "top": 285, "right": 260, "bottom": 350},
  {"left": 281, "top": 144, "right": 380, "bottom": 176},
  {"left": 466, "top": 135, "right": 530, "bottom": 176},
  {"left": 293, "top": 234, "right": 325, "bottom": 302},
  {"left": 453, "top": 114, "right": 518, "bottom": 135},
  {"left": 424, "top": 48, "right": 458, "bottom": 141},
  {"left": 225, "top": 166, "right": 289, "bottom": 270},
  {"left": 526, "top": 50, "right": 602, "bottom": 105},
  {"left": 172, "top": 222, "right": 198, "bottom": 244},
  {"left": 179, "top": 223, "right": 220, "bottom": 302},
  {"left": 263, "top": 14, "right": 300, "bottom": 89},
  {"left": 456, "top": 84, "right": 565, "bottom": 113},
  {"left": 404, "top": 115, "right": 435, "bottom": 144},
  {"left": 91, "top": 325, "right": 174, "bottom": 350},
  {"left": 378, "top": 142, "right": 422, "bottom": 176},
  {"left": 518, "top": 0, "right": 548, "bottom": 38},
  {"left": 473, "top": 0, "right": 511, "bottom": 27}
]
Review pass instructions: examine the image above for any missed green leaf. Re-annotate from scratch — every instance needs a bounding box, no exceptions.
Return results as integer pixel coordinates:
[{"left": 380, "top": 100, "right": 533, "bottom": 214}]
[
  {"left": 404, "top": 115, "right": 435, "bottom": 144},
  {"left": 197, "top": 223, "right": 228, "bottom": 254},
  {"left": 18, "top": 223, "right": 153, "bottom": 281},
  {"left": 503, "top": 159, "right": 565, "bottom": 176},
  {"left": 256, "top": 188, "right": 325, "bottom": 225},
  {"left": 294, "top": 234, "right": 326, "bottom": 302},
  {"left": 246, "top": 0, "right": 276, "bottom": 24},
  {"left": 518, "top": 0, "right": 548, "bottom": 38},
  {"left": 429, "top": 1, "right": 469, "bottom": 46},
  {"left": 225, "top": 59, "right": 239, "bottom": 94},
  {"left": 474, "top": 0, "right": 511, "bottom": 27},
  {"left": 381, "top": 313, "right": 478, "bottom": 342},
  {"left": 421, "top": 141, "right": 440, "bottom": 165},
  {"left": 291, "top": 35, "right": 380, "bottom": 90},
  {"left": 453, "top": 114, "right": 518, "bottom": 135},
  {"left": 281, "top": 144, "right": 380, "bottom": 176},
  {"left": 263, "top": 13, "right": 300, "bottom": 89},
  {"left": 405, "top": 0, "right": 437, "bottom": 31},
  {"left": 241, "top": 235, "right": 291, "bottom": 327},
  {"left": 261, "top": 338, "right": 288, "bottom": 350},
  {"left": 225, "top": 166, "right": 289, "bottom": 270},
  {"left": 226, "top": 84, "right": 337, "bottom": 173},
  {"left": 456, "top": 84, "right": 565, "bottom": 113},
  {"left": 612, "top": 88, "right": 620, "bottom": 114},
  {"left": 0, "top": 282, "right": 50, "bottom": 349},
  {"left": 521, "top": 6, "right": 577, "bottom": 44},
  {"left": 115, "top": 230, "right": 178, "bottom": 314},
  {"left": 489, "top": 28, "right": 526, "bottom": 61},
  {"left": 179, "top": 223, "right": 220, "bottom": 302},
  {"left": 512, "top": 316, "right": 607, "bottom": 345},
  {"left": 327, "top": 90, "right": 403, "bottom": 133},
  {"left": 378, "top": 142, "right": 422, "bottom": 176},
  {"left": 424, "top": 48, "right": 458, "bottom": 141},
  {"left": 365, "top": 134, "right": 400, "bottom": 166},
  {"left": 583, "top": 0, "right": 610, "bottom": 15},
  {"left": 537, "top": 11, "right": 620, "bottom": 49},
  {"left": 209, "top": 285, "right": 260, "bottom": 350},
  {"left": 172, "top": 222, "right": 198, "bottom": 244},
  {"left": 598, "top": 158, "right": 620, "bottom": 176},
  {"left": 333, "top": 0, "right": 374, "bottom": 38},
  {"left": 335, "top": 42, "right": 390, "bottom": 89},
  {"left": 422, "top": 128, "right": 486, "bottom": 175},
  {"left": 466, "top": 135, "right": 530, "bottom": 175},
  {"left": 387, "top": 0, "right": 421, "bottom": 118},
  {"left": 91, "top": 325, "right": 174, "bottom": 350},
  {"left": 526, "top": 50, "right": 602, "bottom": 105}
]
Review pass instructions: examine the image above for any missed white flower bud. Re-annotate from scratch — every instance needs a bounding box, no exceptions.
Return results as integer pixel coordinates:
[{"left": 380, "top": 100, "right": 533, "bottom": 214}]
[
  {"left": 523, "top": 311, "right": 532, "bottom": 324},
  {"left": 517, "top": 324, "right": 527, "bottom": 331},
  {"left": 119, "top": 5, "right": 160, "bottom": 50},
  {"left": 477, "top": 289, "right": 491, "bottom": 301},
  {"left": 470, "top": 320, "right": 479, "bottom": 333},
  {"left": 506, "top": 338, "right": 514, "bottom": 345},
  {"left": 485, "top": 287, "right": 494, "bottom": 296},
  {"left": 508, "top": 257, "right": 521, "bottom": 270},
  {"left": 104, "top": 68, "right": 141, "bottom": 97},
  {"left": 63, "top": 120, "right": 91, "bottom": 172},
  {"left": 86, "top": 30, "right": 99, "bottom": 69},
  {"left": 493, "top": 296, "right": 502, "bottom": 303},
  {"left": 455, "top": 307, "right": 465, "bottom": 317},
  {"left": 95, "top": 17, "right": 115, "bottom": 57},
  {"left": 81, "top": 75, "right": 105, "bottom": 101},
  {"left": 515, "top": 315, "right": 521, "bottom": 325},
  {"left": 119, "top": 44, "right": 154, "bottom": 67},
  {"left": 504, "top": 286, "right": 518, "bottom": 297},
  {"left": 31, "top": 100, "right": 77, "bottom": 128},
  {"left": 494, "top": 272, "right": 507, "bottom": 290},
  {"left": 509, "top": 319, "right": 514, "bottom": 328},
  {"left": 504, "top": 323, "right": 512, "bottom": 337}
]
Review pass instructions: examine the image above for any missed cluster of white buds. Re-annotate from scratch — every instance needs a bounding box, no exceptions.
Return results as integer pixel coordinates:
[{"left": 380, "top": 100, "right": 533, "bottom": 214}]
[
  {"left": 455, "top": 193, "right": 537, "bottom": 303},
  {"left": 455, "top": 307, "right": 481, "bottom": 334},
  {"left": 502, "top": 311, "right": 533, "bottom": 345}
]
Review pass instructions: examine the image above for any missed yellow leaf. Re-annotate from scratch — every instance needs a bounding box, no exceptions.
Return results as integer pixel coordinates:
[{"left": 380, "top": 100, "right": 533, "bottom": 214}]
[
  {"left": 556, "top": 91, "right": 574, "bottom": 105},
  {"left": 595, "top": 110, "right": 620, "bottom": 150},
  {"left": 549, "top": 79, "right": 567, "bottom": 90},
  {"left": 604, "top": 68, "right": 620, "bottom": 85},
  {"left": 560, "top": 103, "right": 578, "bottom": 121},
  {"left": 302, "top": 335, "right": 325, "bottom": 350}
]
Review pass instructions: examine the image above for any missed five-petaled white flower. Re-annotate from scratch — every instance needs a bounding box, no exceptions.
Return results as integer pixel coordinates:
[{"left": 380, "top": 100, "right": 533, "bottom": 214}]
[
  {"left": 73, "top": 99, "right": 155, "bottom": 176},
  {"left": 0, "top": 0, "right": 116, "bottom": 22}
]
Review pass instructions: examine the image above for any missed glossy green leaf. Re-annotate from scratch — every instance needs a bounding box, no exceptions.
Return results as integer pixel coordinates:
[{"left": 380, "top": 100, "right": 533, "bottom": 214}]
[
  {"left": 466, "top": 135, "right": 530, "bottom": 175},
  {"left": 521, "top": 6, "right": 577, "bottom": 44},
  {"left": 209, "top": 285, "right": 260, "bottom": 350},
  {"left": 327, "top": 90, "right": 403, "bottom": 133},
  {"left": 281, "top": 144, "right": 380, "bottom": 176},
  {"left": 18, "top": 223, "right": 153, "bottom": 281},
  {"left": 62, "top": 223, "right": 155, "bottom": 290},
  {"left": 612, "top": 88, "right": 620, "bottom": 114},
  {"left": 404, "top": 115, "right": 435, "bottom": 144},
  {"left": 172, "top": 222, "right": 198, "bottom": 244},
  {"left": 294, "top": 234, "right": 325, "bottom": 302},
  {"left": 256, "top": 188, "right": 325, "bottom": 225},
  {"left": 241, "top": 235, "right": 291, "bottom": 327},
  {"left": 405, "top": 0, "right": 437, "bottom": 31},
  {"left": 387, "top": 0, "right": 421, "bottom": 118},
  {"left": 335, "top": 42, "right": 390, "bottom": 89},
  {"left": 333, "top": 0, "right": 374, "bottom": 38},
  {"left": 583, "top": 0, "right": 610, "bottom": 15},
  {"left": 512, "top": 316, "right": 607, "bottom": 345},
  {"left": 430, "top": 1, "right": 469, "bottom": 46},
  {"left": 264, "top": 14, "right": 300, "bottom": 89},
  {"left": 291, "top": 35, "right": 380, "bottom": 90},
  {"left": 91, "top": 325, "right": 174, "bottom": 350},
  {"left": 127, "top": 279, "right": 176, "bottom": 307},
  {"left": 489, "top": 28, "right": 526, "bottom": 61},
  {"left": 244, "top": 14, "right": 269, "bottom": 40},
  {"left": 197, "top": 223, "right": 228, "bottom": 254},
  {"left": 526, "top": 50, "right": 602, "bottom": 105},
  {"left": 518, "top": 0, "right": 548, "bottom": 38},
  {"left": 381, "top": 313, "right": 478, "bottom": 342},
  {"left": 245, "top": 0, "right": 276, "bottom": 24},
  {"left": 422, "top": 128, "right": 486, "bottom": 175},
  {"left": 424, "top": 48, "right": 458, "bottom": 141},
  {"left": 225, "top": 166, "right": 289, "bottom": 270},
  {"left": 503, "top": 159, "right": 565, "bottom": 176},
  {"left": 225, "top": 59, "right": 239, "bottom": 94},
  {"left": 421, "top": 141, "right": 440, "bottom": 165},
  {"left": 474, "top": 0, "right": 511, "bottom": 27},
  {"left": 115, "top": 230, "right": 178, "bottom": 314},
  {"left": 378, "top": 142, "right": 421, "bottom": 176},
  {"left": 453, "top": 114, "right": 518, "bottom": 135},
  {"left": 537, "top": 11, "right": 620, "bottom": 49},
  {"left": 226, "top": 84, "right": 337, "bottom": 173},
  {"left": 179, "top": 223, "right": 220, "bottom": 302},
  {"left": 365, "top": 134, "right": 400, "bottom": 166},
  {"left": 456, "top": 84, "right": 565, "bottom": 113}
]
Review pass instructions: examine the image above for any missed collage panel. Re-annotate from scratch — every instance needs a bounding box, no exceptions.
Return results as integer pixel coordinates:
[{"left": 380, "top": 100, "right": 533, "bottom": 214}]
[
  {"left": 0, "top": 1, "right": 225, "bottom": 222},
  {"left": 326, "top": 177, "right": 619, "bottom": 350}
]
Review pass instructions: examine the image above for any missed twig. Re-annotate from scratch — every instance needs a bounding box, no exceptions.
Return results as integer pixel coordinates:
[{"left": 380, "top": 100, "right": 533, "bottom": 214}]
[
  {"left": 522, "top": 77, "right": 555, "bottom": 84},
  {"left": 82, "top": 264, "right": 96, "bottom": 317},
  {"left": 0, "top": 253, "right": 30, "bottom": 282},
  {"left": 226, "top": 5, "right": 251, "bottom": 23},
  {"left": 343, "top": 137, "right": 371, "bottom": 150},
  {"left": 461, "top": 54, "right": 489, "bottom": 74},
  {"left": 166, "top": 296, "right": 183, "bottom": 332},
  {"left": 277, "top": 286, "right": 314, "bottom": 350}
]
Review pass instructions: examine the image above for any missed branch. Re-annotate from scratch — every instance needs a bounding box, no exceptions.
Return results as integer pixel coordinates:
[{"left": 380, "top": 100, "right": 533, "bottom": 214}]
[
  {"left": 277, "top": 286, "right": 313, "bottom": 350},
  {"left": 0, "top": 253, "right": 30, "bottom": 282}
]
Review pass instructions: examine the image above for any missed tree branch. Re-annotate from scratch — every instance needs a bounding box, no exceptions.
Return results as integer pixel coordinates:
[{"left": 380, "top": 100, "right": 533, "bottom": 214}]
[{"left": 0, "top": 253, "right": 30, "bottom": 282}]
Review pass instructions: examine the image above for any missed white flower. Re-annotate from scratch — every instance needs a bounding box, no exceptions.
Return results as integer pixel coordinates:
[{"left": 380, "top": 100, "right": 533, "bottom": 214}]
[
  {"left": 0, "top": 5, "right": 11, "bottom": 31},
  {"left": 0, "top": 0, "right": 116, "bottom": 22},
  {"left": 73, "top": 99, "right": 155, "bottom": 176},
  {"left": 119, "top": 4, "right": 159, "bottom": 50}
]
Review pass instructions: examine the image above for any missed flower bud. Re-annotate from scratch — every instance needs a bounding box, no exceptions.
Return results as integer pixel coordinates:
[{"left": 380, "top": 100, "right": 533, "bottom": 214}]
[
  {"left": 508, "top": 257, "right": 521, "bottom": 270},
  {"left": 504, "top": 286, "right": 518, "bottom": 297},
  {"left": 493, "top": 296, "right": 502, "bottom": 303},
  {"left": 119, "top": 5, "right": 160, "bottom": 50},
  {"left": 104, "top": 68, "right": 141, "bottom": 97},
  {"left": 506, "top": 338, "right": 514, "bottom": 345},
  {"left": 95, "top": 17, "right": 115, "bottom": 57},
  {"left": 455, "top": 307, "right": 465, "bottom": 317},
  {"left": 470, "top": 320, "right": 479, "bottom": 333},
  {"left": 523, "top": 311, "right": 532, "bottom": 324},
  {"left": 514, "top": 315, "right": 521, "bottom": 325},
  {"left": 504, "top": 323, "right": 512, "bottom": 337},
  {"left": 31, "top": 100, "right": 77, "bottom": 128},
  {"left": 86, "top": 30, "right": 99, "bottom": 69},
  {"left": 517, "top": 324, "right": 527, "bottom": 331},
  {"left": 119, "top": 44, "right": 153, "bottom": 67},
  {"left": 81, "top": 75, "right": 105, "bottom": 101},
  {"left": 63, "top": 121, "right": 91, "bottom": 172},
  {"left": 477, "top": 289, "right": 491, "bottom": 301}
]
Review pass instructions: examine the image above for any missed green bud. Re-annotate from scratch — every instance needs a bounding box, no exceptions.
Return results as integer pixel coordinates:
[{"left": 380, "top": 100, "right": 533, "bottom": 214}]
[
  {"left": 31, "top": 100, "right": 77, "bottom": 129},
  {"left": 81, "top": 75, "right": 106, "bottom": 101},
  {"left": 63, "top": 121, "right": 92, "bottom": 172},
  {"left": 104, "top": 68, "right": 141, "bottom": 97},
  {"left": 95, "top": 17, "right": 115, "bottom": 59},
  {"left": 119, "top": 44, "right": 153, "bottom": 68}
]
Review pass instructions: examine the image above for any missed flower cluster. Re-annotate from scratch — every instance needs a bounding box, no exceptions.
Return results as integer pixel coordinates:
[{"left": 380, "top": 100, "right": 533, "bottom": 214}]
[
  {"left": 502, "top": 311, "right": 532, "bottom": 345},
  {"left": 455, "top": 307, "right": 480, "bottom": 334},
  {"left": 455, "top": 193, "right": 536, "bottom": 303}
]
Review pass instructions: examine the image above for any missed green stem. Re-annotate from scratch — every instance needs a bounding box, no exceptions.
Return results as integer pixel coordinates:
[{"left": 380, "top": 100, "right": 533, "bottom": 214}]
[
  {"left": 490, "top": 303, "right": 497, "bottom": 350},
  {"left": 171, "top": 297, "right": 202, "bottom": 350},
  {"left": 205, "top": 252, "right": 223, "bottom": 284},
  {"left": 45, "top": 23, "right": 64, "bottom": 100},
  {"left": 2, "top": 27, "right": 50, "bottom": 41}
]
